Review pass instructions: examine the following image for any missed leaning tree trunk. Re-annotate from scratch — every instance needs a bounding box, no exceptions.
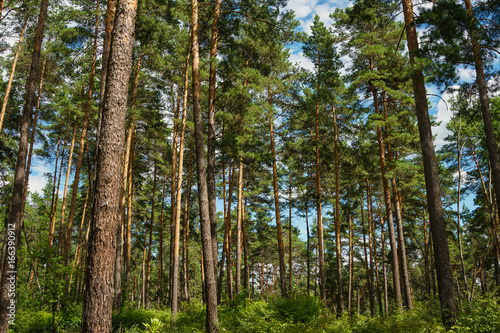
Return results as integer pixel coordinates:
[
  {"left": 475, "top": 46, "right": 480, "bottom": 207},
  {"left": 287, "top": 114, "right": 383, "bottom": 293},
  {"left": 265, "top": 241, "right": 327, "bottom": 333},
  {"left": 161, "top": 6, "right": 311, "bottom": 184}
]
[
  {"left": 191, "top": 0, "right": 219, "bottom": 330},
  {"left": 81, "top": 0, "right": 137, "bottom": 331},
  {"left": 0, "top": 0, "right": 49, "bottom": 330},
  {"left": 402, "top": 0, "right": 459, "bottom": 325}
]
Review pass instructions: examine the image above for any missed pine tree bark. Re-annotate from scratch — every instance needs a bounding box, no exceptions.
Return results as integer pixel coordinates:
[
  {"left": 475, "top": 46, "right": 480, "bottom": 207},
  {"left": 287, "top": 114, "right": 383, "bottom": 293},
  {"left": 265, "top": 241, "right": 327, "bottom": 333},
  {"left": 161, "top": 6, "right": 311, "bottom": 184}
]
[
  {"left": 172, "top": 53, "right": 190, "bottom": 318},
  {"left": 0, "top": 0, "right": 49, "bottom": 329},
  {"left": 49, "top": 143, "right": 65, "bottom": 247},
  {"left": 332, "top": 105, "right": 343, "bottom": 313},
  {"left": 314, "top": 98, "right": 326, "bottom": 304},
  {"left": 236, "top": 158, "right": 244, "bottom": 294},
  {"left": 268, "top": 102, "right": 287, "bottom": 299},
  {"left": 191, "top": 0, "right": 219, "bottom": 329},
  {"left": 0, "top": 14, "right": 28, "bottom": 134},
  {"left": 402, "top": 0, "right": 459, "bottom": 325},
  {"left": 81, "top": 0, "right": 137, "bottom": 330}
]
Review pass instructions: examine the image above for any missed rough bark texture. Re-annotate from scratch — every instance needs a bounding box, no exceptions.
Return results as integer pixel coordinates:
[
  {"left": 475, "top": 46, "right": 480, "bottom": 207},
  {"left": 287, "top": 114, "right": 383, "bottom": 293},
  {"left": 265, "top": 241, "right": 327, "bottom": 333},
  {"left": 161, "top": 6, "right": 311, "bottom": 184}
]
[
  {"left": 191, "top": 0, "right": 219, "bottom": 330},
  {"left": 0, "top": 0, "right": 49, "bottom": 330},
  {"left": 81, "top": 0, "right": 137, "bottom": 331},
  {"left": 402, "top": 0, "right": 459, "bottom": 325}
]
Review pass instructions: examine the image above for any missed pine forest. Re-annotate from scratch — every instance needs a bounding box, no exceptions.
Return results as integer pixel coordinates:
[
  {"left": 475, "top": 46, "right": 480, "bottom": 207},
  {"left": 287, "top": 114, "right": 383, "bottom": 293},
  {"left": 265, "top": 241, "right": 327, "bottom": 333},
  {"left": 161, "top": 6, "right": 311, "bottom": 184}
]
[{"left": 0, "top": 0, "right": 499, "bottom": 331}]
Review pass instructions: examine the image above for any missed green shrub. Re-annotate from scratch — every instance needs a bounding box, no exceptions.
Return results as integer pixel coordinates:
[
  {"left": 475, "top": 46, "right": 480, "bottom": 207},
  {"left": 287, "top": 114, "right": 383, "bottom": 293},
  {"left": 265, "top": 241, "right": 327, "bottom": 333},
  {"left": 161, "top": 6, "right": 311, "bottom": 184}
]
[
  {"left": 112, "top": 308, "right": 170, "bottom": 332},
  {"left": 270, "top": 293, "right": 324, "bottom": 323},
  {"left": 10, "top": 310, "right": 55, "bottom": 333},
  {"left": 450, "top": 294, "right": 500, "bottom": 333}
]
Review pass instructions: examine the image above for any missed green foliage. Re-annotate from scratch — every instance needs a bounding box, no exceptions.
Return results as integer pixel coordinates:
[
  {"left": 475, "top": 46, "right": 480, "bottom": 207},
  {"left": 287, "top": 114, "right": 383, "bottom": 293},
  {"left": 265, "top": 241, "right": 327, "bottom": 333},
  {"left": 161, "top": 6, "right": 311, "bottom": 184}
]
[
  {"left": 450, "top": 294, "right": 500, "bottom": 333},
  {"left": 270, "top": 293, "right": 324, "bottom": 323},
  {"left": 141, "top": 318, "right": 165, "bottom": 333},
  {"left": 10, "top": 310, "right": 54, "bottom": 333},
  {"left": 112, "top": 308, "right": 170, "bottom": 332}
]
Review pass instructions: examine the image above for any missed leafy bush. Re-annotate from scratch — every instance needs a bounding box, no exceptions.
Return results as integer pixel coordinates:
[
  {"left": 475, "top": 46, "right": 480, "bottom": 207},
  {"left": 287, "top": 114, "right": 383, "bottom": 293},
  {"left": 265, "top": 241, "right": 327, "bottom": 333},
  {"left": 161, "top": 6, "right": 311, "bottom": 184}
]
[
  {"left": 112, "top": 308, "right": 170, "bottom": 332},
  {"left": 450, "top": 294, "right": 500, "bottom": 333},
  {"left": 270, "top": 293, "right": 324, "bottom": 323},
  {"left": 10, "top": 310, "right": 55, "bottom": 333}
]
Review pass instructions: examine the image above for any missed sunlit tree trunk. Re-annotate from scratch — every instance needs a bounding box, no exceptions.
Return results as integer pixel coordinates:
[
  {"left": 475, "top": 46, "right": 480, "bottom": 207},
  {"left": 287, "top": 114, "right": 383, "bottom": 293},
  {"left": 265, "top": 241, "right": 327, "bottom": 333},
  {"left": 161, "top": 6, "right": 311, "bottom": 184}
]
[
  {"left": 402, "top": 0, "right": 459, "bottom": 324},
  {"left": 81, "top": 0, "right": 137, "bottom": 330},
  {"left": 191, "top": 0, "right": 219, "bottom": 329}
]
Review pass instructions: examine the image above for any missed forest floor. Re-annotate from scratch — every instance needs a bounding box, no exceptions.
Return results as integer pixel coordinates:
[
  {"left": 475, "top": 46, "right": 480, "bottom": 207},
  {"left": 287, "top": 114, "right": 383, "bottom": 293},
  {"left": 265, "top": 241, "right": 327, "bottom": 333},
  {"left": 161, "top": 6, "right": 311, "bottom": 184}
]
[{"left": 10, "top": 293, "right": 500, "bottom": 332}]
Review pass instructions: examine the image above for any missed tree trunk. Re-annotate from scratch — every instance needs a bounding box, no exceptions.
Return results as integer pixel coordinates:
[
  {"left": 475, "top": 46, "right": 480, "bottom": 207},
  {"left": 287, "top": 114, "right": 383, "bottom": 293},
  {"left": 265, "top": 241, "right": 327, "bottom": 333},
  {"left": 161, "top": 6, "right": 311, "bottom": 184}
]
[
  {"left": 144, "top": 160, "right": 157, "bottom": 310},
  {"left": 65, "top": 1, "right": 100, "bottom": 266},
  {"left": 268, "top": 103, "right": 287, "bottom": 299},
  {"left": 207, "top": 0, "right": 222, "bottom": 287},
  {"left": 361, "top": 199, "right": 375, "bottom": 317},
  {"left": 306, "top": 197, "right": 310, "bottom": 295},
  {"left": 372, "top": 86, "right": 402, "bottom": 311},
  {"left": 401, "top": 0, "right": 459, "bottom": 325},
  {"left": 236, "top": 158, "right": 244, "bottom": 294},
  {"left": 224, "top": 165, "right": 235, "bottom": 301},
  {"left": 49, "top": 143, "right": 65, "bottom": 247},
  {"left": 81, "top": 0, "right": 137, "bottom": 330},
  {"left": 382, "top": 94, "right": 412, "bottom": 309},
  {"left": 0, "top": 14, "right": 28, "bottom": 134},
  {"left": 182, "top": 155, "right": 193, "bottom": 303},
  {"left": 191, "top": 0, "right": 219, "bottom": 330},
  {"left": 332, "top": 104, "right": 343, "bottom": 313},
  {"left": 463, "top": 4, "right": 500, "bottom": 286},
  {"left": 95, "top": 0, "right": 117, "bottom": 154},
  {"left": 288, "top": 171, "right": 293, "bottom": 292},
  {"left": 58, "top": 117, "right": 78, "bottom": 254},
  {"left": 0, "top": 0, "right": 49, "bottom": 329},
  {"left": 348, "top": 213, "right": 353, "bottom": 314},
  {"left": 124, "top": 53, "right": 141, "bottom": 303},
  {"left": 172, "top": 51, "right": 190, "bottom": 318}
]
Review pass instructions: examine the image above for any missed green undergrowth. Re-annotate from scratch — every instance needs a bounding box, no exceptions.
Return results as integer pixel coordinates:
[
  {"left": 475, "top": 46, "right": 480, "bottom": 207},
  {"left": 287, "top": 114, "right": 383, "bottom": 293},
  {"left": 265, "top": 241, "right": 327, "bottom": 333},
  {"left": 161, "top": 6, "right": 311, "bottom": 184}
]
[{"left": 9, "top": 293, "right": 500, "bottom": 332}]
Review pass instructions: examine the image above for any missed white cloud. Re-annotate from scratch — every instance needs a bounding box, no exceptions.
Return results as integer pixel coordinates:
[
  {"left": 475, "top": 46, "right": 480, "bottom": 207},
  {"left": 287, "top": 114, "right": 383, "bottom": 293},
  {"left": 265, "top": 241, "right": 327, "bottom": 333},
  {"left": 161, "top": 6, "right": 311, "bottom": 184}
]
[
  {"left": 431, "top": 86, "right": 458, "bottom": 149},
  {"left": 289, "top": 51, "right": 315, "bottom": 72},
  {"left": 457, "top": 68, "right": 475, "bottom": 83}
]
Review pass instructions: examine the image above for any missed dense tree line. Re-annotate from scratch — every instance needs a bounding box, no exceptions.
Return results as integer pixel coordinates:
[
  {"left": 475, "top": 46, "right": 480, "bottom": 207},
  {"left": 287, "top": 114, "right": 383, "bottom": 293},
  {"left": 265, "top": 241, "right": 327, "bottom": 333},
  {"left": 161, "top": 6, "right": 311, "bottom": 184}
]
[{"left": 0, "top": 0, "right": 499, "bottom": 331}]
